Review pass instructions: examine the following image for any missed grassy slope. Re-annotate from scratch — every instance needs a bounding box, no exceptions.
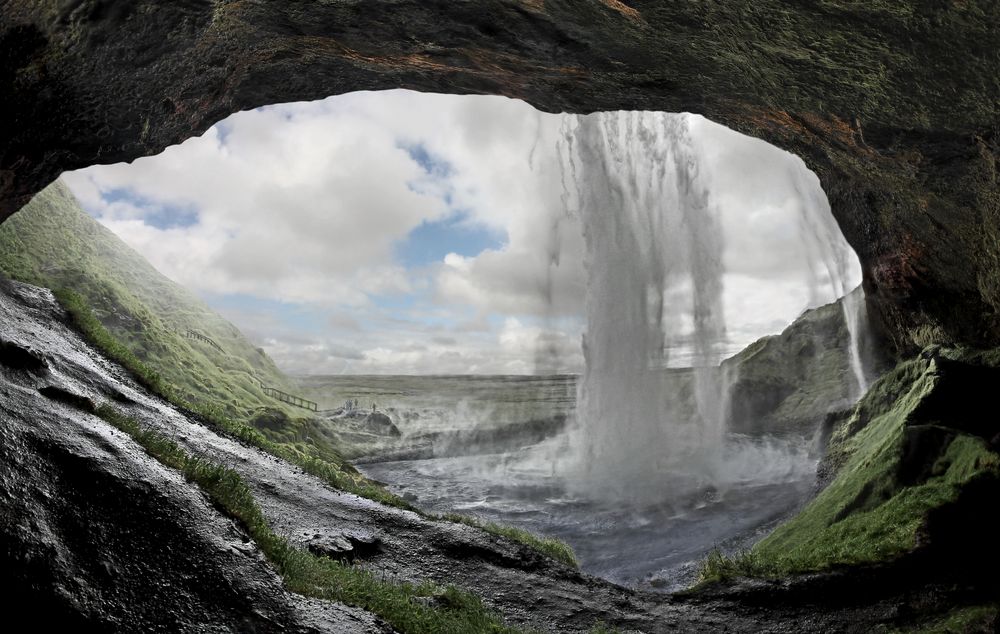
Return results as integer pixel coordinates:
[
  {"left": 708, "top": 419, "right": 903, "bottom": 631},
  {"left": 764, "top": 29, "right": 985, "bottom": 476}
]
[
  {"left": 700, "top": 348, "right": 1000, "bottom": 581},
  {"left": 0, "top": 181, "right": 339, "bottom": 458},
  {"left": 50, "top": 287, "right": 410, "bottom": 509},
  {"left": 722, "top": 287, "right": 889, "bottom": 436},
  {"left": 723, "top": 297, "right": 855, "bottom": 435}
]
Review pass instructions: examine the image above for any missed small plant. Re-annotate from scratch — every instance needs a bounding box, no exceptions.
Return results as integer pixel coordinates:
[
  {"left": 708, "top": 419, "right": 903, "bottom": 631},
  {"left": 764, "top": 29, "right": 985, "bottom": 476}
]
[
  {"left": 695, "top": 548, "right": 781, "bottom": 586},
  {"left": 906, "top": 604, "right": 1000, "bottom": 634},
  {"left": 588, "top": 621, "right": 621, "bottom": 634}
]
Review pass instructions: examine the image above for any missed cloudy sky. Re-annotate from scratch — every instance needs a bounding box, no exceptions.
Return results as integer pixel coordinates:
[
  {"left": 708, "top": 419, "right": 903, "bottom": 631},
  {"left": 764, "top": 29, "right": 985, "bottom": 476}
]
[{"left": 61, "top": 90, "right": 860, "bottom": 375}]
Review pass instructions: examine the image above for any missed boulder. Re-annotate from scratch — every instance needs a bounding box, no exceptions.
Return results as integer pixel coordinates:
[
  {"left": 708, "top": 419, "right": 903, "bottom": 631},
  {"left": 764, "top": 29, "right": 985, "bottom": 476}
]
[{"left": 362, "top": 412, "right": 401, "bottom": 437}]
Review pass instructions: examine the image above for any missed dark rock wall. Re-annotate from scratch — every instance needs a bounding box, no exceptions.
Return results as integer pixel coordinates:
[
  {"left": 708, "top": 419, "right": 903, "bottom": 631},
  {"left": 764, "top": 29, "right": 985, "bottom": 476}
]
[{"left": 2, "top": 0, "right": 998, "bottom": 354}]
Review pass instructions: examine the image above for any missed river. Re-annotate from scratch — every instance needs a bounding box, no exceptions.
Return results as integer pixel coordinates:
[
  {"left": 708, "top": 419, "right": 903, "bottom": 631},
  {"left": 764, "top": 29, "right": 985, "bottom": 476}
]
[{"left": 295, "top": 374, "right": 818, "bottom": 591}]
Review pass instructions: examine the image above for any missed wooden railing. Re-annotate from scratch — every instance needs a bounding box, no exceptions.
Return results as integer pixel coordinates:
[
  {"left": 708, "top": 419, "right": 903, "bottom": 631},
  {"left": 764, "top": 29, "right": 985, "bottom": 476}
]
[
  {"left": 184, "top": 330, "right": 224, "bottom": 353},
  {"left": 181, "top": 331, "right": 317, "bottom": 413},
  {"left": 262, "top": 387, "right": 318, "bottom": 412}
]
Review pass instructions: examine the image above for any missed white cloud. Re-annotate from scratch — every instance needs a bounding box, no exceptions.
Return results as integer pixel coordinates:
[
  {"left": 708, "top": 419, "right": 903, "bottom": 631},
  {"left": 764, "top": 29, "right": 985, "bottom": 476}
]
[{"left": 61, "top": 91, "right": 861, "bottom": 375}]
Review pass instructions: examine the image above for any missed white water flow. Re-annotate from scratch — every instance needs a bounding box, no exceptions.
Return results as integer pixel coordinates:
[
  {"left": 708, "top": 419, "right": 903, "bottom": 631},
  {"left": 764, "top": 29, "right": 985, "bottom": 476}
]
[
  {"left": 556, "top": 112, "right": 869, "bottom": 504},
  {"left": 788, "top": 164, "right": 870, "bottom": 399}
]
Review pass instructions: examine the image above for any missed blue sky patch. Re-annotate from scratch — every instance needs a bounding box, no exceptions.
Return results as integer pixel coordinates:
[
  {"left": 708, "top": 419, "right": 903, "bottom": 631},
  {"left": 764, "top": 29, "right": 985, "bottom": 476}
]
[
  {"left": 401, "top": 142, "right": 452, "bottom": 178},
  {"left": 395, "top": 213, "right": 506, "bottom": 268},
  {"left": 207, "top": 293, "right": 326, "bottom": 335},
  {"left": 96, "top": 188, "right": 200, "bottom": 230}
]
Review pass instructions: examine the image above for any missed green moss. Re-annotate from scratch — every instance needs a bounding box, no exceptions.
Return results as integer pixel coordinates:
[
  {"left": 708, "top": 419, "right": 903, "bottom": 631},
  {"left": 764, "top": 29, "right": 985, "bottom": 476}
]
[
  {"left": 904, "top": 604, "right": 999, "bottom": 634},
  {"left": 717, "top": 352, "right": 1000, "bottom": 577},
  {"left": 94, "top": 405, "right": 519, "bottom": 634},
  {"left": 439, "top": 513, "right": 579, "bottom": 569}
]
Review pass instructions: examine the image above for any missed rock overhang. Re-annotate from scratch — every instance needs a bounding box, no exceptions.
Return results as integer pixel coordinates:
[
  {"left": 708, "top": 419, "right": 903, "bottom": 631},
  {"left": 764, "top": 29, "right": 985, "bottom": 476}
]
[{"left": 1, "top": 0, "right": 998, "bottom": 354}]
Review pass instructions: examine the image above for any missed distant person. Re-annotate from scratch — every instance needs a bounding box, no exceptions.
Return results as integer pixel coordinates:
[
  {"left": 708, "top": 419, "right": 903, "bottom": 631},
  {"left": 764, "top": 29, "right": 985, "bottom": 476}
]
[{"left": 372, "top": 402, "right": 376, "bottom": 412}]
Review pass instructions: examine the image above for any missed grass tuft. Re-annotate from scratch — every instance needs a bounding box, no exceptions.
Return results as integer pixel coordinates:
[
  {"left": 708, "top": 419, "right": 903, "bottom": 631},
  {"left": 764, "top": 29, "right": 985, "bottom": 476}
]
[
  {"left": 439, "top": 513, "right": 579, "bottom": 569},
  {"left": 94, "top": 404, "right": 520, "bottom": 634},
  {"left": 904, "top": 604, "right": 999, "bottom": 634},
  {"left": 694, "top": 548, "right": 782, "bottom": 586}
]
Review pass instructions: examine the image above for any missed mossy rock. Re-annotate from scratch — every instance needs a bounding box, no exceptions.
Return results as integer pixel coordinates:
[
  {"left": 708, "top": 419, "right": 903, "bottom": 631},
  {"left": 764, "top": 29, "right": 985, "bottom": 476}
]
[{"left": 751, "top": 348, "right": 1000, "bottom": 574}]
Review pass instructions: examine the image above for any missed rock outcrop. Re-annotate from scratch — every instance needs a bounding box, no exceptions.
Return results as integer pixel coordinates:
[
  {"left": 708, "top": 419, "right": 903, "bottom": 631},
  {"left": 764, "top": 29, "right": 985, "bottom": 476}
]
[
  {"left": 724, "top": 290, "right": 888, "bottom": 437},
  {"left": 1, "top": 1, "right": 998, "bottom": 354},
  {"left": 0, "top": 279, "right": 389, "bottom": 632},
  {"left": 754, "top": 347, "right": 1000, "bottom": 578}
]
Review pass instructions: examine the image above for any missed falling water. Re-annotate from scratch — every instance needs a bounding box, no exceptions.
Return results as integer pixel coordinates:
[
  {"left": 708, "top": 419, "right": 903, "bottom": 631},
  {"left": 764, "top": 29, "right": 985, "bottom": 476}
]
[
  {"left": 788, "top": 163, "right": 870, "bottom": 399},
  {"left": 555, "top": 111, "right": 870, "bottom": 504},
  {"left": 555, "top": 112, "right": 730, "bottom": 503}
]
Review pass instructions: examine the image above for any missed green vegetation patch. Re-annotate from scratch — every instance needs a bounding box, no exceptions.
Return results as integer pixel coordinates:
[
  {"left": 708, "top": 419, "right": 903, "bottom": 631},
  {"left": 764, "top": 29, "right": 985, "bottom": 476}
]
[
  {"left": 94, "top": 405, "right": 518, "bottom": 634},
  {"left": 695, "top": 548, "right": 782, "bottom": 586},
  {"left": 588, "top": 622, "right": 622, "bottom": 634},
  {"left": 698, "top": 352, "right": 1000, "bottom": 583},
  {"left": 439, "top": 513, "right": 579, "bottom": 569},
  {"left": 904, "top": 604, "right": 999, "bottom": 634}
]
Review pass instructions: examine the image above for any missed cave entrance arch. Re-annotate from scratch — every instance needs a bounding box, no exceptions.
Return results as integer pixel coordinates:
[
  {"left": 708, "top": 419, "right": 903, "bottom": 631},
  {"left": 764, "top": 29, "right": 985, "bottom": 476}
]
[
  {"left": 3, "top": 1, "right": 998, "bottom": 358},
  {"left": 1, "top": 89, "right": 884, "bottom": 588}
]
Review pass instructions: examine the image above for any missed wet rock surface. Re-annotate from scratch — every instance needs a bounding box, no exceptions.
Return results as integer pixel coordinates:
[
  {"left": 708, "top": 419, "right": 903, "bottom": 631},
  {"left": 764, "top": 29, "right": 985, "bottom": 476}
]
[
  {"left": 0, "top": 279, "right": 389, "bottom": 633},
  {"left": 0, "top": 278, "right": 989, "bottom": 630}
]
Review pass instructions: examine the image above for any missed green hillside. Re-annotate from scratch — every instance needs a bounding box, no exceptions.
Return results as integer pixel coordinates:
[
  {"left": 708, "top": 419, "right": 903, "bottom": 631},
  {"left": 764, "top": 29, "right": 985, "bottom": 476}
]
[{"left": 0, "top": 180, "right": 340, "bottom": 459}]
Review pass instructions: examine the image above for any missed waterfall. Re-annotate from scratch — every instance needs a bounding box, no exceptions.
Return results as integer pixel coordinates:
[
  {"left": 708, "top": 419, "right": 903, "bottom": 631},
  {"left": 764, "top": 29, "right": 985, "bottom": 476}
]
[
  {"left": 556, "top": 112, "right": 729, "bottom": 503},
  {"left": 554, "top": 111, "right": 870, "bottom": 505},
  {"left": 788, "top": 163, "right": 870, "bottom": 399}
]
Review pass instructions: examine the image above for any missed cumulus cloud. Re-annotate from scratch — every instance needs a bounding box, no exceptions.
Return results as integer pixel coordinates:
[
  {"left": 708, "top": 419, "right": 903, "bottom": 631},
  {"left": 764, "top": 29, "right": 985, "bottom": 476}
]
[{"left": 61, "top": 91, "right": 860, "bottom": 375}]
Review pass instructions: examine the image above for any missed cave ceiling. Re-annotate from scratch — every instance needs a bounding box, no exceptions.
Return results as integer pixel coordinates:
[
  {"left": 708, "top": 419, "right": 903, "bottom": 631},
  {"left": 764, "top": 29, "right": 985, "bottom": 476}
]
[{"left": 1, "top": 0, "right": 998, "bottom": 354}]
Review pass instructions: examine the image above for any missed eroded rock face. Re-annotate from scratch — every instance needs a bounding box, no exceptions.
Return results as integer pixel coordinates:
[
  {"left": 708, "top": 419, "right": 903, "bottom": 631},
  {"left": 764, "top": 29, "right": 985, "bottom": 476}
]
[{"left": 1, "top": 0, "right": 998, "bottom": 353}]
